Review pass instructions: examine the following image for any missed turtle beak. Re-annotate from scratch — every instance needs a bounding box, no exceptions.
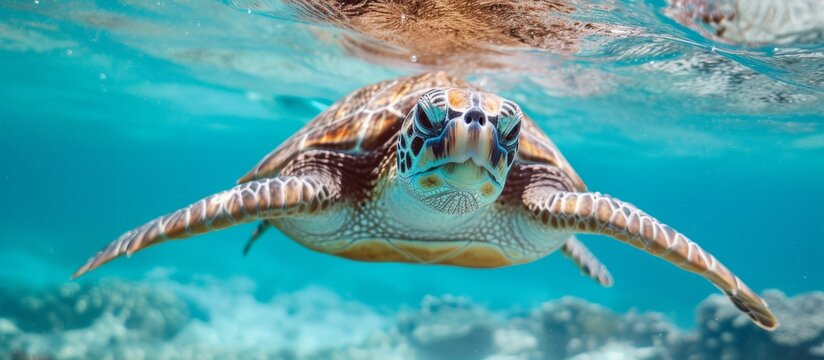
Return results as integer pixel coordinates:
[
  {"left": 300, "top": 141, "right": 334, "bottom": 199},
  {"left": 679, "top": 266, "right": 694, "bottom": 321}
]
[{"left": 414, "top": 114, "right": 508, "bottom": 186}]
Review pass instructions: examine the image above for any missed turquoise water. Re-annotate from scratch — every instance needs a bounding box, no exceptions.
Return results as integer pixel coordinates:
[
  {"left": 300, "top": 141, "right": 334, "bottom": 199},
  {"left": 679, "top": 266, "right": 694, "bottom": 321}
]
[{"left": 1, "top": 0, "right": 823, "bottom": 358}]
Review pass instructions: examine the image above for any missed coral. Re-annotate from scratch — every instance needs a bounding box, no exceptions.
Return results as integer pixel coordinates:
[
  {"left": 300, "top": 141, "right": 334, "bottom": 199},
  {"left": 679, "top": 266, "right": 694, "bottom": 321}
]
[
  {"left": 683, "top": 290, "right": 824, "bottom": 360},
  {"left": 527, "top": 297, "right": 620, "bottom": 358},
  {"left": 397, "top": 295, "right": 497, "bottom": 360},
  {"left": 0, "top": 280, "right": 188, "bottom": 338},
  {"left": 2, "top": 279, "right": 823, "bottom": 360},
  {"left": 0, "top": 280, "right": 189, "bottom": 359}
]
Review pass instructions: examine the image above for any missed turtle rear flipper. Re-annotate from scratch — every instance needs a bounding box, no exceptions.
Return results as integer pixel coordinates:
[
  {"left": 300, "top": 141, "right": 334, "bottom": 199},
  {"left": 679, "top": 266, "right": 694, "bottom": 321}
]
[
  {"left": 561, "top": 236, "right": 613, "bottom": 288},
  {"left": 243, "top": 221, "right": 272, "bottom": 256}
]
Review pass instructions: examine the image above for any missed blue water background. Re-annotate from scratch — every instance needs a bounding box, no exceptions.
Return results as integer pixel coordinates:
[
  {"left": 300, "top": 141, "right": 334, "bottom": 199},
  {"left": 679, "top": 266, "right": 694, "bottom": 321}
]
[{"left": 1, "top": 0, "right": 822, "bottom": 339}]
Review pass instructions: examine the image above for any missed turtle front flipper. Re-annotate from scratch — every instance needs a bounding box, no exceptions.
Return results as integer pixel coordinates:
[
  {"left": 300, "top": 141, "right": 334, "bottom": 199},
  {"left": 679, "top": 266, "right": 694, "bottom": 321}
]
[
  {"left": 524, "top": 189, "right": 779, "bottom": 330},
  {"left": 561, "top": 236, "right": 613, "bottom": 288},
  {"left": 72, "top": 175, "right": 338, "bottom": 278}
]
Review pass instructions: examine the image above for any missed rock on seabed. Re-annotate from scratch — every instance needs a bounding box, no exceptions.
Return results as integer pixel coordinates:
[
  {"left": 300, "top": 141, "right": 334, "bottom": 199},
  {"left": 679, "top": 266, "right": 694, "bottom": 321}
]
[{"left": 1, "top": 280, "right": 823, "bottom": 360}]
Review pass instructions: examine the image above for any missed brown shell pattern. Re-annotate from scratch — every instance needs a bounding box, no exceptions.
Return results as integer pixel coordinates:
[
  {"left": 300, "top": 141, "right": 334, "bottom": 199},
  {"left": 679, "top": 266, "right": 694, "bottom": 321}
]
[
  {"left": 238, "top": 72, "right": 585, "bottom": 191},
  {"left": 281, "top": 0, "right": 618, "bottom": 68}
]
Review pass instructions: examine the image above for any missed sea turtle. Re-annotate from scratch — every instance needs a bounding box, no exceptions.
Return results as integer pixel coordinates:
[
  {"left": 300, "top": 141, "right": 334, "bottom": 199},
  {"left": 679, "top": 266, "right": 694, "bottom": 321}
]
[{"left": 73, "top": 72, "right": 778, "bottom": 330}]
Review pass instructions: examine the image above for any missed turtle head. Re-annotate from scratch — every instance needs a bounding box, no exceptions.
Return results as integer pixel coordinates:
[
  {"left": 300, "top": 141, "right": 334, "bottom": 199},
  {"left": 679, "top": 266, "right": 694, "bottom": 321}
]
[{"left": 396, "top": 88, "right": 522, "bottom": 214}]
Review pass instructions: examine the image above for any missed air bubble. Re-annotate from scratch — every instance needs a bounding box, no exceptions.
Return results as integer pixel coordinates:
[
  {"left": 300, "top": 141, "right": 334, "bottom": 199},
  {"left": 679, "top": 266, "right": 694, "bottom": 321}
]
[{"left": 410, "top": 55, "right": 417, "bottom": 62}]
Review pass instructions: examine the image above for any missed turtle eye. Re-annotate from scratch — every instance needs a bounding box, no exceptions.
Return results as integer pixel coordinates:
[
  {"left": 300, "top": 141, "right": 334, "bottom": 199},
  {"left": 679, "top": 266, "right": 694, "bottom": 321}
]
[
  {"left": 497, "top": 100, "right": 522, "bottom": 146},
  {"left": 415, "top": 89, "right": 448, "bottom": 134}
]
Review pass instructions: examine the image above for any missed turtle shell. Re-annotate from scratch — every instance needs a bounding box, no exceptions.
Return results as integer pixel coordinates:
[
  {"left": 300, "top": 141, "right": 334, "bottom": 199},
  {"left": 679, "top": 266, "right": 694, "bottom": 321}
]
[{"left": 238, "top": 72, "right": 585, "bottom": 191}]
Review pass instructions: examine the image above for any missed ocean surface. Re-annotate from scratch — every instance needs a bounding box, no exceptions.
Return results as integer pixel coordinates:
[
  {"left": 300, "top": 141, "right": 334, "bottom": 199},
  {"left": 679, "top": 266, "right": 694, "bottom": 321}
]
[{"left": 1, "top": 0, "right": 823, "bottom": 359}]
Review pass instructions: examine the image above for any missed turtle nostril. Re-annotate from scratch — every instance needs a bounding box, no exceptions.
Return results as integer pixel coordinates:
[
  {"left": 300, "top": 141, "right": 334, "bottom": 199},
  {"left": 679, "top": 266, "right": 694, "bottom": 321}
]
[{"left": 464, "top": 109, "right": 485, "bottom": 125}]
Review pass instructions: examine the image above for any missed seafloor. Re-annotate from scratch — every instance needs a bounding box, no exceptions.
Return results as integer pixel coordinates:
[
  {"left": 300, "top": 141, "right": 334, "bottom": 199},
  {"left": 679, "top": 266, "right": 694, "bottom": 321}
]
[{"left": 2, "top": 277, "right": 822, "bottom": 360}]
